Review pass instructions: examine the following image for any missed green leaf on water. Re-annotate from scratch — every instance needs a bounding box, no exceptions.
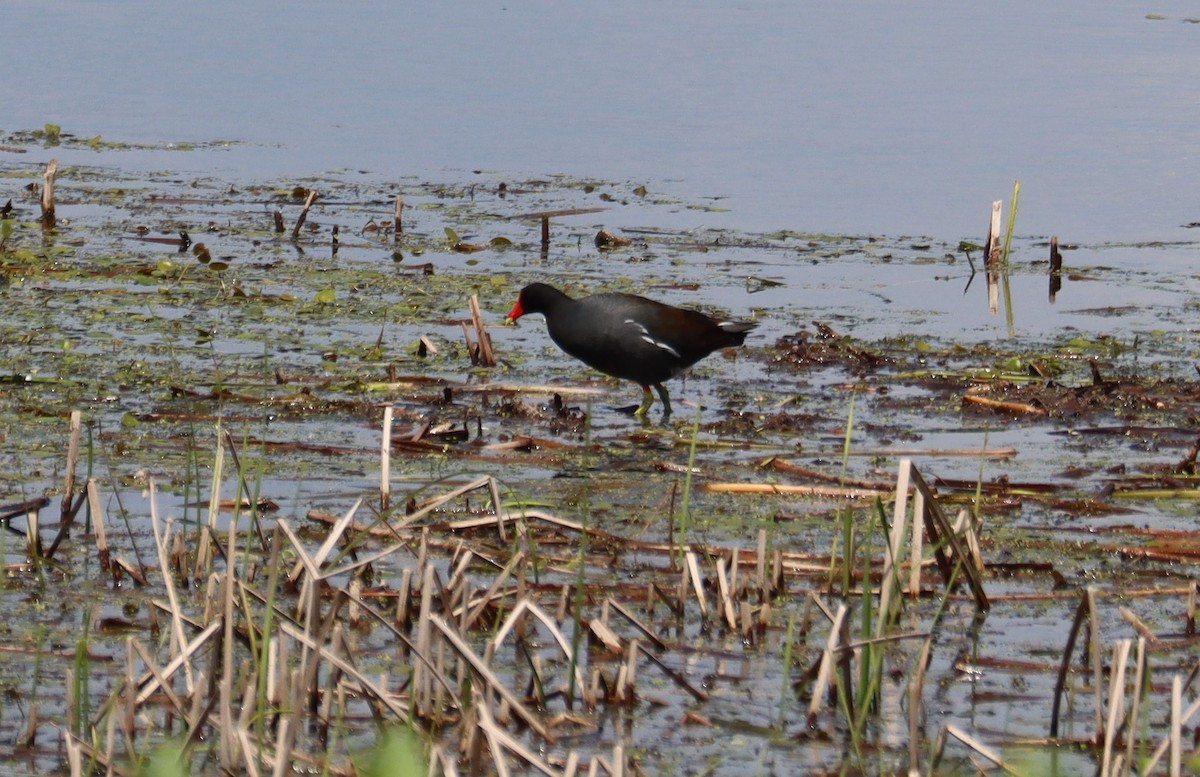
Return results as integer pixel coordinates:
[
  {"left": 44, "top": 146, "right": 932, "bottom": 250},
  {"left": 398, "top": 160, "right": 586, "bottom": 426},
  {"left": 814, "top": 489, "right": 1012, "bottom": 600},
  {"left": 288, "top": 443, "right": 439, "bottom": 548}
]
[
  {"left": 444, "top": 227, "right": 460, "bottom": 243},
  {"left": 315, "top": 288, "right": 336, "bottom": 305}
]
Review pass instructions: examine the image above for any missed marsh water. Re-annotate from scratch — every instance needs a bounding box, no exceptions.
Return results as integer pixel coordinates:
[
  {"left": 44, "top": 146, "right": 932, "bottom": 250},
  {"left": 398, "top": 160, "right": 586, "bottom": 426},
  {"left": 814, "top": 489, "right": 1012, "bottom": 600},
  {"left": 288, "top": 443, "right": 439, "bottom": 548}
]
[
  {"left": 4, "top": 2, "right": 1200, "bottom": 776},
  {"left": 8, "top": 1, "right": 1200, "bottom": 242}
]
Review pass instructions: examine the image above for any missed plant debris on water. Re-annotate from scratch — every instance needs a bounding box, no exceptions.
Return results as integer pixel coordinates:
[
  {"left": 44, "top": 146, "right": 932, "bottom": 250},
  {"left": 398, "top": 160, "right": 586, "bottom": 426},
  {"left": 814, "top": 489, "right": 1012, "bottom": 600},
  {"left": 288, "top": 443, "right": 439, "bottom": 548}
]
[{"left": 2, "top": 141, "right": 1200, "bottom": 776}]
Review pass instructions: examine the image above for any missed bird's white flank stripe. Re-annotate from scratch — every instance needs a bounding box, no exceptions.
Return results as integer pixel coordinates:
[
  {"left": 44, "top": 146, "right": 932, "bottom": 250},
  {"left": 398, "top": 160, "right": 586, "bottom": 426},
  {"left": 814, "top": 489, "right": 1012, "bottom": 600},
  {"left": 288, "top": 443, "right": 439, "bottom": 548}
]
[{"left": 625, "top": 319, "right": 681, "bottom": 358}]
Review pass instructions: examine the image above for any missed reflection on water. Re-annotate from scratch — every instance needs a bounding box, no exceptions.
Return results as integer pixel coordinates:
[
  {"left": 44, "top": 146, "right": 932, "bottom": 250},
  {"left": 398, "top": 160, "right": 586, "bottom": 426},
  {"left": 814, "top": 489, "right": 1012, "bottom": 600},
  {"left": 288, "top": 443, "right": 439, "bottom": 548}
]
[{"left": 6, "top": 1, "right": 1200, "bottom": 241}]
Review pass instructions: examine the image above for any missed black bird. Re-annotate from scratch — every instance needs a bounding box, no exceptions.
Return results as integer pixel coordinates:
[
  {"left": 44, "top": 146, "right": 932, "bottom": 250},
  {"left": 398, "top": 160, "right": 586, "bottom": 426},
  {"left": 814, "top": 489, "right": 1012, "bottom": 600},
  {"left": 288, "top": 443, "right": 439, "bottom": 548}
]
[{"left": 505, "top": 282, "right": 757, "bottom": 415}]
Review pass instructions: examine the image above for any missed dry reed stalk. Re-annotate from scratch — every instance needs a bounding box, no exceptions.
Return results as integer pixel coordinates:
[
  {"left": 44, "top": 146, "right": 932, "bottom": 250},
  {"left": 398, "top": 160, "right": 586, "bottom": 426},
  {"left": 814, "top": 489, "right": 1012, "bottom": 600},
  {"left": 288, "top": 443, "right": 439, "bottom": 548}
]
[
  {"left": 477, "top": 695, "right": 567, "bottom": 776},
  {"left": 1137, "top": 674, "right": 1200, "bottom": 775},
  {"left": 291, "top": 189, "right": 318, "bottom": 240},
  {"left": 1086, "top": 587, "right": 1104, "bottom": 739},
  {"left": 1100, "top": 639, "right": 1132, "bottom": 775},
  {"left": 756, "top": 529, "right": 768, "bottom": 599},
  {"left": 221, "top": 430, "right": 267, "bottom": 551},
  {"left": 468, "top": 293, "right": 497, "bottom": 367},
  {"left": 396, "top": 568, "right": 413, "bottom": 630},
  {"left": 462, "top": 551, "right": 525, "bottom": 628},
  {"left": 129, "top": 639, "right": 188, "bottom": 721},
  {"left": 60, "top": 410, "right": 81, "bottom": 520},
  {"left": 951, "top": 508, "right": 984, "bottom": 572},
  {"left": 962, "top": 393, "right": 1049, "bottom": 416},
  {"left": 192, "top": 431, "right": 225, "bottom": 582},
  {"left": 218, "top": 513, "right": 240, "bottom": 772},
  {"left": 806, "top": 604, "right": 848, "bottom": 725},
  {"left": 477, "top": 697, "right": 512, "bottom": 777},
  {"left": 910, "top": 465, "right": 988, "bottom": 611},
  {"left": 1118, "top": 605, "right": 1158, "bottom": 643},
  {"left": 494, "top": 599, "right": 589, "bottom": 706},
  {"left": 985, "top": 200, "right": 1001, "bottom": 314},
  {"left": 619, "top": 639, "right": 639, "bottom": 703},
  {"left": 25, "top": 505, "right": 39, "bottom": 559},
  {"left": 634, "top": 642, "right": 708, "bottom": 702},
  {"left": 394, "top": 194, "right": 404, "bottom": 236},
  {"left": 1123, "top": 637, "right": 1147, "bottom": 777},
  {"left": 589, "top": 618, "right": 622, "bottom": 653},
  {"left": 907, "top": 487, "right": 926, "bottom": 596},
  {"left": 700, "top": 482, "right": 888, "bottom": 498},
  {"left": 86, "top": 479, "right": 110, "bottom": 571},
  {"left": 415, "top": 564, "right": 436, "bottom": 717},
  {"left": 380, "top": 405, "right": 393, "bottom": 510},
  {"left": 943, "top": 724, "right": 1008, "bottom": 769},
  {"left": 715, "top": 557, "right": 737, "bottom": 630},
  {"left": 41, "top": 158, "right": 58, "bottom": 228},
  {"left": 764, "top": 458, "right": 897, "bottom": 490},
  {"left": 684, "top": 551, "right": 708, "bottom": 620},
  {"left": 274, "top": 619, "right": 410, "bottom": 722},
  {"left": 65, "top": 732, "right": 82, "bottom": 776},
  {"left": 122, "top": 639, "right": 137, "bottom": 753},
  {"left": 394, "top": 475, "right": 497, "bottom": 529},
  {"left": 429, "top": 614, "right": 555, "bottom": 742},
  {"left": 878, "top": 459, "right": 914, "bottom": 628},
  {"left": 908, "top": 634, "right": 934, "bottom": 773},
  {"left": 1171, "top": 675, "right": 1182, "bottom": 777},
  {"left": 603, "top": 599, "right": 667, "bottom": 650},
  {"left": 150, "top": 481, "right": 197, "bottom": 694}
]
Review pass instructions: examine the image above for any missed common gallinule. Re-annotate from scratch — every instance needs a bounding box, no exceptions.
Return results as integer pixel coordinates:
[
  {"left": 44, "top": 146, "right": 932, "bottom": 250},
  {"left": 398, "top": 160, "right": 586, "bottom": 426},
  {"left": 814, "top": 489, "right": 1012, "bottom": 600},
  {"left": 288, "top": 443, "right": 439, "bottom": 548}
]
[{"left": 505, "top": 282, "right": 757, "bottom": 416}]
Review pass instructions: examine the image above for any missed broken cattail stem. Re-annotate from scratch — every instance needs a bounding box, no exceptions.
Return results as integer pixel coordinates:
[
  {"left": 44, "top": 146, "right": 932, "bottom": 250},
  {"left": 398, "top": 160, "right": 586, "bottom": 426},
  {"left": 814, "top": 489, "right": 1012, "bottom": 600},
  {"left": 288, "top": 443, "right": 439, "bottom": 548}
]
[
  {"left": 756, "top": 529, "right": 768, "bottom": 600},
  {"left": 468, "top": 294, "right": 497, "bottom": 367},
  {"left": 291, "top": 189, "right": 317, "bottom": 240},
  {"left": 61, "top": 411, "right": 81, "bottom": 521},
  {"left": 985, "top": 200, "right": 1001, "bottom": 314},
  {"left": 380, "top": 406, "right": 393, "bottom": 511},
  {"left": 715, "top": 557, "right": 736, "bottom": 630},
  {"left": 41, "top": 159, "right": 58, "bottom": 228},
  {"left": 394, "top": 194, "right": 404, "bottom": 237},
  {"left": 273, "top": 210, "right": 285, "bottom": 233},
  {"left": 25, "top": 507, "right": 40, "bottom": 559},
  {"left": 684, "top": 551, "right": 708, "bottom": 620},
  {"left": 1049, "top": 235, "right": 1063, "bottom": 302},
  {"left": 87, "top": 479, "right": 110, "bottom": 571}
]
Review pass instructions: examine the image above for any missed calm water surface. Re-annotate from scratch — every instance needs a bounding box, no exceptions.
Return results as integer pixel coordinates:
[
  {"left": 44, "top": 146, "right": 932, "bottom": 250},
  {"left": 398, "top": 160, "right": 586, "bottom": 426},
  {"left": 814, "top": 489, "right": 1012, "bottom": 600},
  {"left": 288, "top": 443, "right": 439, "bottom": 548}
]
[{"left": 8, "top": 1, "right": 1200, "bottom": 242}]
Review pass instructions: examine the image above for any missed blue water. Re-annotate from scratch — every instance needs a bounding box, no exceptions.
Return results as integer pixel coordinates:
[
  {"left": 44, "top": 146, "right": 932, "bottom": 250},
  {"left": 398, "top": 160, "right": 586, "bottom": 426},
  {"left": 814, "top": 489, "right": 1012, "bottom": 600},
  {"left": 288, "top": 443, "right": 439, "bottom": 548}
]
[{"left": 7, "top": 1, "right": 1200, "bottom": 242}]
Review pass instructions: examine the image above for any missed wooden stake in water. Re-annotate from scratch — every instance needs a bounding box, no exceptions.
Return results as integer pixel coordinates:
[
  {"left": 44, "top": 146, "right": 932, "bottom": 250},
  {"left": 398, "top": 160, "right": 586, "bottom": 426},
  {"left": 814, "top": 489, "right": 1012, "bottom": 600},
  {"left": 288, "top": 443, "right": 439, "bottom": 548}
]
[
  {"left": 1049, "top": 235, "right": 1063, "bottom": 302},
  {"left": 41, "top": 159, "right": 58, "bottom": 229}
]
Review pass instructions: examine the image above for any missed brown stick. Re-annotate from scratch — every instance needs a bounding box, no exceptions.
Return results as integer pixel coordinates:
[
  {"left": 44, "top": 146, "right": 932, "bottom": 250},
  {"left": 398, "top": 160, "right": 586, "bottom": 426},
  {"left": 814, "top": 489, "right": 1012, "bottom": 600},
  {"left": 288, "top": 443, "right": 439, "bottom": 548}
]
[
  {"left": 41, "top": 159, "right": 58, "bottom": 228},
  {"left": 394, "top": 195, "right": 404, "bottom": 238},
  {"left": 468, "top": 294, "right": 496, "bottom": 367},
  {"left": 291, "top": 190, "right": 318, "bottom": 240},
  {"left": 1049, "top": 235, "right": 1063, "bottom": 302}
]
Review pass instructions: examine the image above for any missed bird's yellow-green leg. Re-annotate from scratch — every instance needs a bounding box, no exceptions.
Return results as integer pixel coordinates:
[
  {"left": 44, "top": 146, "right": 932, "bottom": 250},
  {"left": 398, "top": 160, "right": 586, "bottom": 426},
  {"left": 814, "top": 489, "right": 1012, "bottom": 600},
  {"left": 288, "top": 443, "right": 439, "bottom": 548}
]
[
  {"left": 635, "top": 385, "right": 655, "bottom": 416},
  {"left": 654, "top": 384, "right": 673, "bottom": 416},
  {"left": 635, "top": 384, "right": 674, "bottom": 416}
]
